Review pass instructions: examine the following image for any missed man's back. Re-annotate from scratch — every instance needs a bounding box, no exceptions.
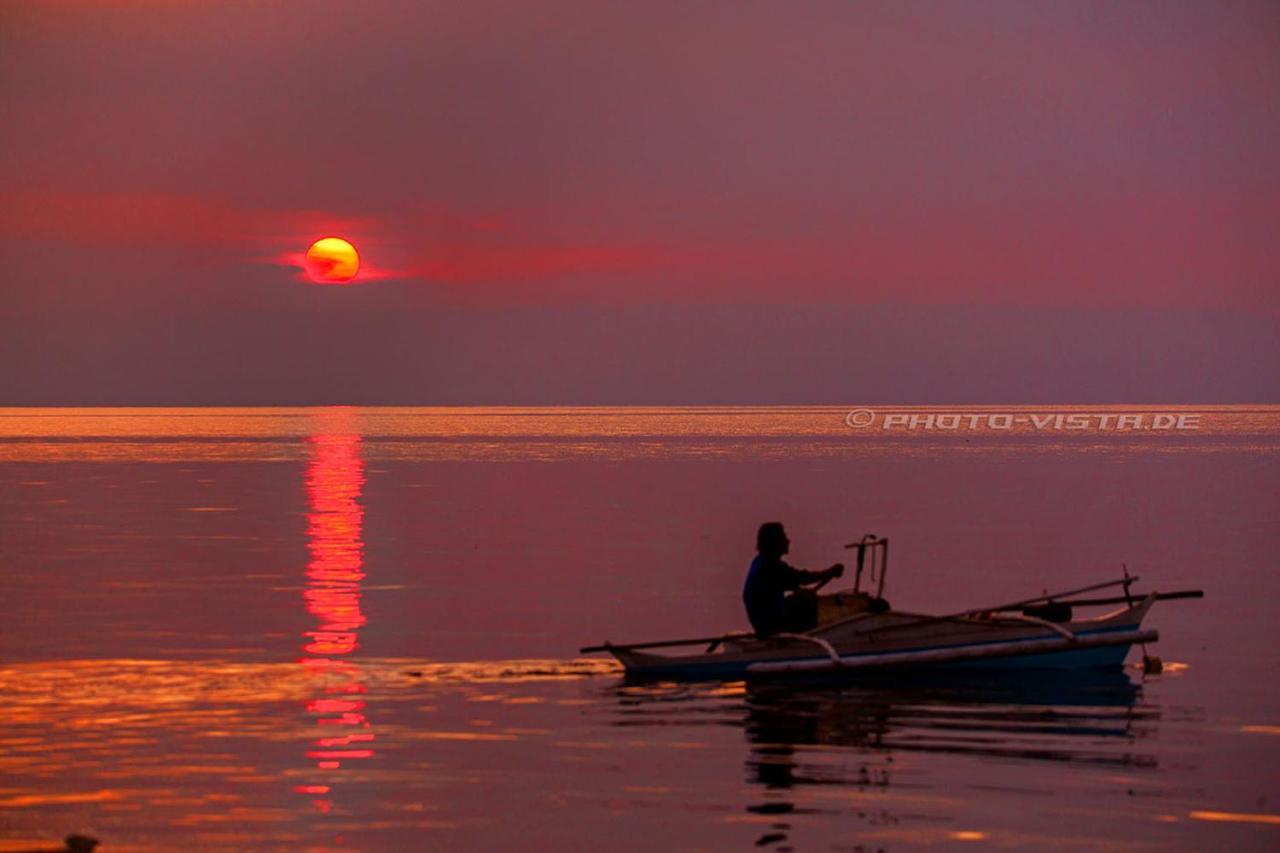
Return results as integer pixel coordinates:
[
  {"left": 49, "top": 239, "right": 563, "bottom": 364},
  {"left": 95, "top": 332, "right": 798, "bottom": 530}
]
[{"left": 742, "top": 554, "right": 804, "bottom": 636}]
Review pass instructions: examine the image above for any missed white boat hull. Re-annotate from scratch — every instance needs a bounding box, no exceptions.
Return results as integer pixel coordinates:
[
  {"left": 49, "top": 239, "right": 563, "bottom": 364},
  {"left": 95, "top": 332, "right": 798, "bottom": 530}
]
[{"left": 609, "top": 595, "right": 1158, "bottom": 680}]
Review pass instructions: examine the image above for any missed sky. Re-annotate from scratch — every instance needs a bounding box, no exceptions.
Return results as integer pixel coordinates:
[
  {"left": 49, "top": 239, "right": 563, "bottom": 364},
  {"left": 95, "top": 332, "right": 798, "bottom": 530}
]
[{"left": 1, "top": 1, "right": 1277, "bottom": 404}]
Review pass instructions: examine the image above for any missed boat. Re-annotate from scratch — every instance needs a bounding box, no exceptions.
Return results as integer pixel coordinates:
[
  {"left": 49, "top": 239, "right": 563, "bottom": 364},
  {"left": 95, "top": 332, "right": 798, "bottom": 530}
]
[{"left": 580, "top": 535, "right": 1202, "bottom": 680}]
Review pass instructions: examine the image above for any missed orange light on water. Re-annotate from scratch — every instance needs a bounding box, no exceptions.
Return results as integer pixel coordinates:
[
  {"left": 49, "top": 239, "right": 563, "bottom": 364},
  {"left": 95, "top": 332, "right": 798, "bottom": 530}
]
[
  {"left": 1190, "top": 811, "right": 1280, "bottom": 825},
  {"left": 303, "top": 433, "right": 367, "bottom": 655},
  {"left": 298, "top": 420, "right": 375, "bottom": 803},
  {"left": 316, "top": 734, "right": 374, "bottom": 747},
  {"left": 307, "top": 749, "right": 375, "bottom": 761},
  {"left": 307, "top": 698, "right": 366, "bottom": 715}
]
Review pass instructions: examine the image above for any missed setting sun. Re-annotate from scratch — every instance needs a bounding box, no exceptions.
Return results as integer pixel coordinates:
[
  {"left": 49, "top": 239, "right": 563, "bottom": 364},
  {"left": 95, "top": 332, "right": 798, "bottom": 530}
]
[{"left": 304, "top": 237, "right": 360, "bottom": 283}]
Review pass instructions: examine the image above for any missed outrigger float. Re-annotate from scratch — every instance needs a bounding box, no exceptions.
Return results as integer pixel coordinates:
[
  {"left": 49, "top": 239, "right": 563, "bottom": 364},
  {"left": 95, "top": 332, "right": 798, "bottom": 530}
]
[{"left": 581, "top": 536, "right": 1202, "bottom": 680}]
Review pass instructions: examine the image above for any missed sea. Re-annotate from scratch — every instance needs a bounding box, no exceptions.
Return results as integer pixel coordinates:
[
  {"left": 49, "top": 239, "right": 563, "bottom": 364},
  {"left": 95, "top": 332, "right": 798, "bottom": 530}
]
[{"left": 1, "top": 406, "right": 1277, "bottom": 851}]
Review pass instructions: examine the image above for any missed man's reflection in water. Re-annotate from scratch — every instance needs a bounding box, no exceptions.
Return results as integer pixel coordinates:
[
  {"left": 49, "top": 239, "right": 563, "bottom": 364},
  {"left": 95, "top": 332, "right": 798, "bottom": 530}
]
[
  {"left": 745, "top": 688, "right": 893, "bottom": 790},
  {"left": 297, "top": 418, "right": 374, "bottom": 813}
]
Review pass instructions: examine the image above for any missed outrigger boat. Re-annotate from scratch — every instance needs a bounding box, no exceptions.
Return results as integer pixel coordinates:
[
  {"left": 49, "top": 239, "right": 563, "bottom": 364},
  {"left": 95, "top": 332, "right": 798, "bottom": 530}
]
[{"left": 581, "top": 535, "right": 1202, "bottom": 679}]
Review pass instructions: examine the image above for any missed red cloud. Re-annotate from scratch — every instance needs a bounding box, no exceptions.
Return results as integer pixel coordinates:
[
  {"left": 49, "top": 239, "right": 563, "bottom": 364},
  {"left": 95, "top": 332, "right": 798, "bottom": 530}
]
[{"left": 3, "top": 189, "right": 1276, "bottom": 311}]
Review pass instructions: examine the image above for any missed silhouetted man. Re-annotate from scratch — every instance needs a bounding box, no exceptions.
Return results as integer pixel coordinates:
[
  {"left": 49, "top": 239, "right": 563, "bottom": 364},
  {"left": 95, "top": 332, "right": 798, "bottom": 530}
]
[{"left": 743, "top": 522, "right": 843, "bottom": 637}]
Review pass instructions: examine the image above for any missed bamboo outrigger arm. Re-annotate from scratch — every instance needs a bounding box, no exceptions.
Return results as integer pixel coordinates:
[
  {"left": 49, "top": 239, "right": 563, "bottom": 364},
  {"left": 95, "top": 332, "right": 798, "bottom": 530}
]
[
  {"left": 771, "top": 632, "right": 842, "bottom": 663},
  {"left": 1056, "top": 589, "right": 1203, "bottom": 608},
  {"left": 865, "top": 576, "right": 1143, "bottom": 638},
  {"left": 992, "top": 612, "right": 1076, "bottom": 639},
  {"left": 578, "top": 631, "right": 756, "bottom": 656}
]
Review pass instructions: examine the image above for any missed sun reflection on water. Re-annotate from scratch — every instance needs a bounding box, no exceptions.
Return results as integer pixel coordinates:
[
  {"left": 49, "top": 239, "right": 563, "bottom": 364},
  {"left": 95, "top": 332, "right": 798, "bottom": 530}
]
[{"left": 298, "top": 416, "right": 374, "bottom": 811}]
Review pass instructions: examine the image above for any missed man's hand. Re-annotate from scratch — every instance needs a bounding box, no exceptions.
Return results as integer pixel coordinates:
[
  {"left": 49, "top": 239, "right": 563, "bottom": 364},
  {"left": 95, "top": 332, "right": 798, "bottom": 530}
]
[{"left": 828, "top": 563, "right": 845, "bottom": 579}]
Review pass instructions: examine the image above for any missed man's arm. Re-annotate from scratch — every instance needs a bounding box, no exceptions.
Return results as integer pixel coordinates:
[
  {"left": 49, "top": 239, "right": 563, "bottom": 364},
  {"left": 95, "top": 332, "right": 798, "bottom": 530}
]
[{"left": 780, "top": 561, "right": 844, "bottom": 588}]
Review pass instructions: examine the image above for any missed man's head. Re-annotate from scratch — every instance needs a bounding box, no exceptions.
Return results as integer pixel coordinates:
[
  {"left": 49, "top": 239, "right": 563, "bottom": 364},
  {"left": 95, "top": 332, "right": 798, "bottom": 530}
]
[{"left": 757, "top": 522, "right": 789, "bottom": 557}]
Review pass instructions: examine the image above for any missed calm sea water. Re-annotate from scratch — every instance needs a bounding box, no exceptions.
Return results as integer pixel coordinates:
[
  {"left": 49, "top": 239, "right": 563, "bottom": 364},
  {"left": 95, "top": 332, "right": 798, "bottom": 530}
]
[{"left": 1, "top": 406, "right": 1278, "bottom": 851}]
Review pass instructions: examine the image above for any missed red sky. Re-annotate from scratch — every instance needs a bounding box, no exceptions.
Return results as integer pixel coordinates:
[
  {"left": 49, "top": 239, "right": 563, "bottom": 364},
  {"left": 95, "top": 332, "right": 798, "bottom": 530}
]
[{"left": 1, "top": 2, "right": 1277, "bottom": 403}]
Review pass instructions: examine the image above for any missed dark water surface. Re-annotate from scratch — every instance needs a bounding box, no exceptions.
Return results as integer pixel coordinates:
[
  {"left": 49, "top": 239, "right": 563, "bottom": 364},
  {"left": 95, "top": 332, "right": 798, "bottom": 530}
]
[{"left": 1, "top": 407, "right": 1278, "bottom": 851}]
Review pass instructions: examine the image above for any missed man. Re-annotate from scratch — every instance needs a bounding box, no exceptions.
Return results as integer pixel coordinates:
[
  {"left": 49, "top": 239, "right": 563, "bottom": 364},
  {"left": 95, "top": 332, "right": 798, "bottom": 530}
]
[{"left": 743, "top": 522, "right": 844, "bottom": 637}]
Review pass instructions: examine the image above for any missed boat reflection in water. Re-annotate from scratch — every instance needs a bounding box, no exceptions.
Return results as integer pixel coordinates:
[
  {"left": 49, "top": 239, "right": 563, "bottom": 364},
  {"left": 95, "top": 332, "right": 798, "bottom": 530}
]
[
  {"left": 296, "top": 415, "right": 375, "bottom": 812},
  {"left": 614, "top": 668, "right": 1156, "bottom": 843},
  {"left": 744, "top": 669, "right": 1152, "bottom": 786}
]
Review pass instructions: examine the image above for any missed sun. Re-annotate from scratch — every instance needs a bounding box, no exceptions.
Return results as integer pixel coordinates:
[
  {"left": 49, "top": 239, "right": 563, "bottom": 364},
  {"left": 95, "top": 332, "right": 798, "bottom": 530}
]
[{"left": 304, "top": 237, "right": 360, "bottom": 283}]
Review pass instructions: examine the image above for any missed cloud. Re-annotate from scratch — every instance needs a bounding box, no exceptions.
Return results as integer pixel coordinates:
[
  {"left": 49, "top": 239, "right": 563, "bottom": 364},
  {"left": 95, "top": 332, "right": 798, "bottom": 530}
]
[
  {"left": 0, "top": 190, "right": 380, "bottom": 249},
  {"left": 3, "top": 185, "right": 1278, "bottom": 313}
]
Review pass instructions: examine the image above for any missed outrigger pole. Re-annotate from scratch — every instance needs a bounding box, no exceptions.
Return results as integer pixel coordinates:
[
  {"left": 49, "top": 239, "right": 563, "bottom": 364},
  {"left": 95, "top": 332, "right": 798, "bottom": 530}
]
[
  {"left": 1055, "top": 589, "right": 1203, "bottom": 607},
  {"left": 863, "top": 576, "right": 1144, "bottom": 637},
  {"left": 579, "top": 632, "right": 755, "bottom": 655}
]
